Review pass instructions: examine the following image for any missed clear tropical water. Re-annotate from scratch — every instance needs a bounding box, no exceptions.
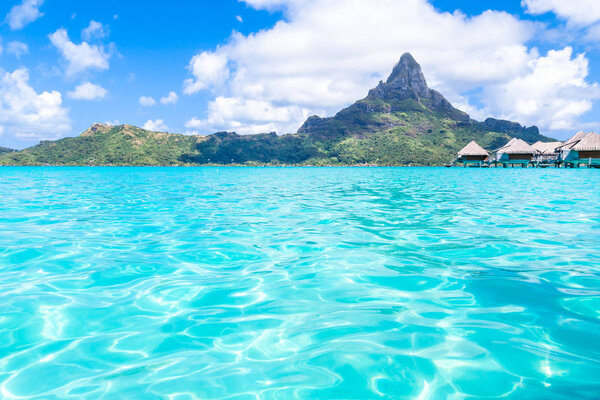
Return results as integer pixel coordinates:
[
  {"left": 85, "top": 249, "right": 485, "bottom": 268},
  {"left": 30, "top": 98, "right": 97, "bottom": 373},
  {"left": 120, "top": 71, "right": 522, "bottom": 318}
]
[{"left": 0, "top": 167, "right": 599, "bottom": 399}]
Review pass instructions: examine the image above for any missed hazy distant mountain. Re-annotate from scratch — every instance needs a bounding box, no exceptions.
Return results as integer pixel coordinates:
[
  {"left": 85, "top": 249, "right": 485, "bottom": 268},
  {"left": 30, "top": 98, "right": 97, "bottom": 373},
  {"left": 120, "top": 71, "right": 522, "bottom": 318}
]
[
  {"left": 0, "top": 146, "right": 14, "bottom": 155},
  {"left": 0, "top": 53, "right": 553, "bottom": 166}
]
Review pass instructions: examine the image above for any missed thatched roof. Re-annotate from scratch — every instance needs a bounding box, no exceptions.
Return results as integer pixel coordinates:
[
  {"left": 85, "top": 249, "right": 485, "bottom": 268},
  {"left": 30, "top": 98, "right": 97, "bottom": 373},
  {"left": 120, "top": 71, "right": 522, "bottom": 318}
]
[
  {"left": 503, "top": 138, "right": 518, "bottom": 147},
  {"left": 498, "top": 138, "right": 535, "bottom": 154},
  {"left": 572, "top": 132, "right": 600, "bottom": 151},
  {"left": 566, "top": 131, "right": 588, "bottom": 144},
  {"left": 558, "top": 131, "right": 589, "bottom": 150},
  {"left": 532, "top": 141, "right": 563, "bottom": 154},
  {"left": 458, "top": 141, "right": 489, "bottom": 156}
]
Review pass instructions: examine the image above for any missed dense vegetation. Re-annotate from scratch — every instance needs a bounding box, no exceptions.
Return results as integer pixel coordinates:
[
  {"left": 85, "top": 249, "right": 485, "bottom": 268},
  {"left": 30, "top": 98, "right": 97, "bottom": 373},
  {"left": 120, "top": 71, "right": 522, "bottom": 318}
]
[
  {"left": 0, "top": 53, "right": 553, "bottom": 167},
  {"left": 0, "top": 147, "right": 14, "bottom": 155},
  {"left": 0, "top": 124, "right": 202, "bottom": 166}
]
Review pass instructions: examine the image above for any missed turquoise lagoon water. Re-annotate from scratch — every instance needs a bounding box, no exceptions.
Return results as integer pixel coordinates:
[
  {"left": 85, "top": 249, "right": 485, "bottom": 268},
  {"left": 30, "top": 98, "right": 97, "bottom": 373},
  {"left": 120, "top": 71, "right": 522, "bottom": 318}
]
[{"left": 0, "top": 167, "right": 599, "bottom": 399}]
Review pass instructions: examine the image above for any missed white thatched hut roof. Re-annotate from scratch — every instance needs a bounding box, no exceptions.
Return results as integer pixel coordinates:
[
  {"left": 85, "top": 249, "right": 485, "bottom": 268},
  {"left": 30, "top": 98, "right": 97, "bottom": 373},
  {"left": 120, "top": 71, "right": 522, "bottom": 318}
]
[
  {"left": 458, "top": 141, "right": 489, "bottom": 157},
  {"left": 558, "top": 131, "right": 589, "bottom": 150},
  {"left": 572, "top": 132, "right": 600, "bottom": 151},
  {"left": 532, "top": 141, "right": 563, "bottom": 155},
  {"left": 566, "top": 131, "right": 588, "bottom": 144},
  {"left": 498, "top": 138, "right": 535, "bottom": 154}
]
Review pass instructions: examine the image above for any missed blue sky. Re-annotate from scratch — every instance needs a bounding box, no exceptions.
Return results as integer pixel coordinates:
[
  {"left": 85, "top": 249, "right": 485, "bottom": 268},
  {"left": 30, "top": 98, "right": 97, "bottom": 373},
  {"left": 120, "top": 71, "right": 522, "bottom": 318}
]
[{"left": 1, "top": 0, "right": 600, "bottom": 149}]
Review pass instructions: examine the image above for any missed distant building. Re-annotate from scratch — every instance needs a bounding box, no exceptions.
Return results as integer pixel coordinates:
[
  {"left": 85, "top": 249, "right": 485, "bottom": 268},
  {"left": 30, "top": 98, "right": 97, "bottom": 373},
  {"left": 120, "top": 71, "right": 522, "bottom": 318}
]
[
  {"left": 494, "top": 138, "right": 536, "bottom": 167},
  {"left": 456, "top": 141, "right": 489, "bottom": 167},
  {"left": 532, "top": 141, "right": 563, "bottom": 166},
  {"left": 556, "top": 131, "right": 588, "bottom": 166},
  {"left": 557, "top": 132, "right": 600, "bottom": 168}
]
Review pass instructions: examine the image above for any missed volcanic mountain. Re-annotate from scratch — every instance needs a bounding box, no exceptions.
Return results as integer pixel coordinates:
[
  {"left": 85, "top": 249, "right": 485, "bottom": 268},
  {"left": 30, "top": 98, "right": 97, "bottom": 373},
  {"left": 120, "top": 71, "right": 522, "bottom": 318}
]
[
  {"left": 298, "top": 53, "right": 541, "bottom": 143},
  {"left": 0, "top": 53, "right": 552, "bottom": 166}
]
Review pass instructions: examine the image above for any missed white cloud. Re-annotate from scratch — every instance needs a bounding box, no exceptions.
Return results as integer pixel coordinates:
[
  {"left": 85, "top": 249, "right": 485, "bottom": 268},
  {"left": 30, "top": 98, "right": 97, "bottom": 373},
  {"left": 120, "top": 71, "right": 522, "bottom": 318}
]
[
  {"left": 182, "top": 0, "right": 598, "bottom": 134},
  {"left": 483, "top": 47, "right": 600, "bottom": 130},
  {"left": 236, "top": 15, "right": 243, "bottom": 23},
  {"left": 522, "top": 0, "right": 600, "bottom": 26},
  {"left": 82, "top": 20, "right": 107, "bottom": 41},
  {"left": 49, "top": 28, "right": 110, "bottom": 75},
  {"left": 160, "top": 91, "right": 178, "bottom": 105},
  {"left": 586, "top": 24, "right": 600, "bottom": 41},
  {"left": 0, "top": 68, "right": 70, "bottom": 142},
  {"left": 139, "top": 96, "right": 156, "bottom": 107},
  {"left": 142, "top": 119, "right": 168, "bottom": 131},
  {"left": 241, "top": 0, "right": 293, "bottom": 11},
  {"left": 67, "top": 82, "right": 107, "bottom": 100},
  {"left": 186, "top": 96, "right": 311, "bottom": 134},
  {"left": 6, "top": 41, "right": 29, "bottom": 58},
  {"left": 183, "top": 51, "right": 229, "bottom": 94},
  {"left": 5, "top": 0, "right": 44, "bottom": 30}
]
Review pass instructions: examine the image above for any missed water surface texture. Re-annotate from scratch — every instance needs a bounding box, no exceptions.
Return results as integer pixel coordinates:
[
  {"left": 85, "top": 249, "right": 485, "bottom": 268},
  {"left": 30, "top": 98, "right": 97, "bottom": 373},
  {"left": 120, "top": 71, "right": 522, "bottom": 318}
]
[{"left": 1, "top": 167, "right": 599, "bottom": 399}]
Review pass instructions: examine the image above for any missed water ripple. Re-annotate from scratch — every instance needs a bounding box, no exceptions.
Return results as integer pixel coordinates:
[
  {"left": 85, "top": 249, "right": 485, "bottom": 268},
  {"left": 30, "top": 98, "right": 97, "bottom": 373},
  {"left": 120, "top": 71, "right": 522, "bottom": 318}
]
[{"left": 0, "top": 167, "right": 599, "bottom": 399}]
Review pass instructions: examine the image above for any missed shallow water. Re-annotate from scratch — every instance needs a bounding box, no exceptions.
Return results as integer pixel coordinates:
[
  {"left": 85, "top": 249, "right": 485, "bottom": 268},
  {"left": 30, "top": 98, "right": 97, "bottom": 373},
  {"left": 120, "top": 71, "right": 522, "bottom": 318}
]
[{"left": 0, "top": 167, "right": 599, "bottom": 399}]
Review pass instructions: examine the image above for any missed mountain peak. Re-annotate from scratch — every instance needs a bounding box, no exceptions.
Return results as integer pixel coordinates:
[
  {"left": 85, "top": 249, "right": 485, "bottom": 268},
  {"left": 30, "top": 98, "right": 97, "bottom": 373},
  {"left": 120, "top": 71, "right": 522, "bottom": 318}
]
[
  {"left": 363, "top": 52, "right": 469, "bottom": 122},
  {"left": 81, "top": 123, "right": 112, "bottom": 137},
  {"left": 385, "top": 52, "right": 428, "bottom": 94}
]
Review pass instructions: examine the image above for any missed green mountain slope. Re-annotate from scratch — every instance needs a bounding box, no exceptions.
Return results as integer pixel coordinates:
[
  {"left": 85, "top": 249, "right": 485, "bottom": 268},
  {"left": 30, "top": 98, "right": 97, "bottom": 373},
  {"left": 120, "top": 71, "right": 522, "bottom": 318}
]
[
  {"left": 0, "top": 124, "right": 204, "bottom": 166},
  {"left": 294, "top": 53, "right": 550, "bottom": 165},
  {"left": 0, "top": 146, "right": 14, "bottom": 155},
  {"left": 0, "top": 53, "right": 554, "bottom": 166}
]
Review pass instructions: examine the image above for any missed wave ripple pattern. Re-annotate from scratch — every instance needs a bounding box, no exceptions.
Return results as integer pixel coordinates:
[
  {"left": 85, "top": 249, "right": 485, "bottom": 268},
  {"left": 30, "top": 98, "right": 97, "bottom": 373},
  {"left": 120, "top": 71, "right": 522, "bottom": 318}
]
[{"left": 0, "top": 167, "right": 599, "bottom": 399}]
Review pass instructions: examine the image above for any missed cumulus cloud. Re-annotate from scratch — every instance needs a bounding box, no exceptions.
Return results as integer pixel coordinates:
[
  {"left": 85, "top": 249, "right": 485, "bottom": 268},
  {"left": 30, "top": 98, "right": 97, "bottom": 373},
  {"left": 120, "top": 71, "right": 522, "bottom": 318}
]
[
  {"left": 183, "top": 51, "right": 229, "bottom": 95},
  {"left": 142, "top": 119, "right": 168, "bottom": 131},
  {"left": 483, "top": 47, "right": 600, "bottom": 130},
  {"left": 5, "top": 0, "right": 44, "bottom": 30},
  {"left": 183, "top": 0, "right": 599, "bottom": 135},
  {"left": 82, "top": 20, "right": 107, "bottom": 41},
  {"left": 6, "top": 41, "right": 29, "bottom": 58},
  {"left": 67, "top": 82, "right": 107, "bottom": 100},
  {"left": 522, "top": 0, "right": 600, "bottom": 26},
  {"left": 49, "top": 28, "right": 110, "bottom": 75},
  {"left": 139, "top": 96, "right": 156, "bottom": 107},
  {"left": 185, "top": 96, "right": 311, "bottom": 134},
  {"left": 0, "top": 68, "right": 70, "bottom": 142},
  {"left": 160, "top": 91, "right": 178, "bottom": 105}
]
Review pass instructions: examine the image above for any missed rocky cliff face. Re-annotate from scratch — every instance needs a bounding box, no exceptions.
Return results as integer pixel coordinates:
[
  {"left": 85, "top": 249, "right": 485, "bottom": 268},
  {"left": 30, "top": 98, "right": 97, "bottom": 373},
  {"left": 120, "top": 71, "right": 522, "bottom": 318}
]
[
  {"left": 366, "top": 53, "right": 469, "bottom": 121},
  {"left": 81, "top": 123, "right": 113, "bottom": 137},
  {"left": 297, "top": 52, "right": 472, "bottom": 136}
]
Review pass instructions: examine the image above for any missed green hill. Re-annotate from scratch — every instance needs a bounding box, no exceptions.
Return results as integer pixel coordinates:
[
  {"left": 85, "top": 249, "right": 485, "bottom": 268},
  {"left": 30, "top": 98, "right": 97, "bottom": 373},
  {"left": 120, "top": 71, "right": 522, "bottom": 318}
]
[
  {"left": 0, "top": 146, "right": 14, "bottom": 155},
  {"left": 0, "top": 124, "right": 203, "bottom": 166},
  {"left": 0, "top": 53, "right": 554, "bottom": 166}
]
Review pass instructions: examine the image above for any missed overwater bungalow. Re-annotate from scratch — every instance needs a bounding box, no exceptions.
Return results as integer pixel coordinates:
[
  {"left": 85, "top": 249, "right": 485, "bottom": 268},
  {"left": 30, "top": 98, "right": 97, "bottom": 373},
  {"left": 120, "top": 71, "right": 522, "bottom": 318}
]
[
  {"left": 532, "top": 141, "right": 563, "bottom": 167},
  {"left": 556, "top": 131, "right": 588, "bottom": 165},
  {"left": 456, "top": 141, "right": 489, "bottom": 167},
  {"left": 558, "top": 132, "right": 600, "bottom": 168},
  {"left": 494, "top": 138, "right": 536, "bottom": 168}
]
